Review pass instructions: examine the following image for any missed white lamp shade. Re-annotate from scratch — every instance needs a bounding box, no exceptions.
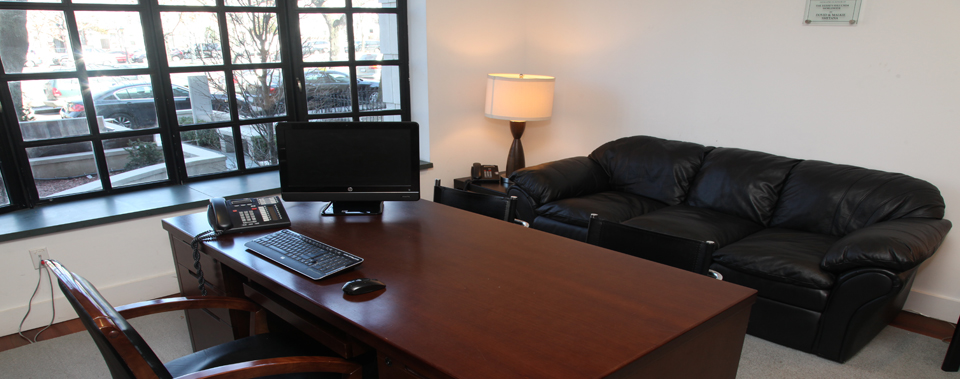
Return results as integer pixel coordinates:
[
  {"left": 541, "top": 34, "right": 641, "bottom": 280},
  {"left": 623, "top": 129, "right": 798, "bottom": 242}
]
[{"left": 484, "top": 73, "right": 555, "bottom": 121}]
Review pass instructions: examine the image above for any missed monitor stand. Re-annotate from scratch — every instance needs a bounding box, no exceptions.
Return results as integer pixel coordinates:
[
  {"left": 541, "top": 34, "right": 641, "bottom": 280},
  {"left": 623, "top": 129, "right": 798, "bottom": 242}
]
[{"left": 321, "top": 201, "right": 384, "bottom": 216}]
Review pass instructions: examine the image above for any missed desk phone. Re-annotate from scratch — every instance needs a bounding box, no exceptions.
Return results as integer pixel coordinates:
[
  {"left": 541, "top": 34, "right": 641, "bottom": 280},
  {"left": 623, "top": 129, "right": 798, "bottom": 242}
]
[{"left": 207, "top": 196, "right": 291, "bottom": 234}]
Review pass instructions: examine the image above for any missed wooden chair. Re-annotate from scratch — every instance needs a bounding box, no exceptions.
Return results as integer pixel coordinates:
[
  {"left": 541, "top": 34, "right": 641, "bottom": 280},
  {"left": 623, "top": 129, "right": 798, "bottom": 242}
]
[
  {"left": 44, "top": 259, "right": 361, "bottom": 379},
  {"left": 586, "top": 214, "right": 720, "bottom": 278},
  {"left": 433, "top": 179, "right": 528, "bottom": 226}
]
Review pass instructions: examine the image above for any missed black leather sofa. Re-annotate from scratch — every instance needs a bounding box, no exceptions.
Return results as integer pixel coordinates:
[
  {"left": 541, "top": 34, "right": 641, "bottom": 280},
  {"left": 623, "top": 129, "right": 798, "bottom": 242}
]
[{"left": 507, "top": 135, "right": 952, "bottom": 362}]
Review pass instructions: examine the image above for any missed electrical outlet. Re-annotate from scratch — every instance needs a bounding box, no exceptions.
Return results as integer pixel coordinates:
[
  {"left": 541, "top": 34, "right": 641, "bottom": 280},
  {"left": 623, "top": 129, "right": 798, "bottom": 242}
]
[{"left": 29, "top": 247, "right": 48, "bottom": 270}]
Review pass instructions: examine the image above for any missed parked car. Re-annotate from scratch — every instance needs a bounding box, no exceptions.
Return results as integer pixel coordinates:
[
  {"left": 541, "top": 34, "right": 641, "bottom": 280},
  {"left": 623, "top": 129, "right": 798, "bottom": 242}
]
[
  {"left": 357, "top": 53, "right": 383, "bottom": 81},
  {"left": 304, "top": 69, "right": 380, "bottom": 109},
  {"left": 24, "top": 50, "right": 45, "bottom": 67},
  {"left": 80, "top": 48, "right": 118, "bottom": 67},
  {"left": 343, "top": 40, "right": 380, "bottom": 53},
  {"left": 357, "top": 40, "right": 379, "bottom": 52},
  {"left": 302, "top": 40, "right": 329, "bottom": 55},
  {"left": 59, "top": 82, "right": 248, "bottom": 129},
  {"left": 51, "top": 53, "right": 75, "bottom": 66},
  {"left": 109, "top": 51, "right": 128, "bottom": 64},
  {"left": 194, "top": 43, "right": 221, "bottom": 59},
  {"left": 168, "top": 48, "right": 193, "bottom": 61},
  {"left": 43, "top": 78, "right": 82, "bottom": 106},
  {"left": 129, "top": 50, "right": 146, "bottom": 63}
]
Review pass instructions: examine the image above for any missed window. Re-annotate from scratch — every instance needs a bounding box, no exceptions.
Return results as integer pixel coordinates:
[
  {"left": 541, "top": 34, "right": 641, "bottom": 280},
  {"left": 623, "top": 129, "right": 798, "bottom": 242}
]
[{"left": 0, "top": 0, "right": 410, "bottom": 214}]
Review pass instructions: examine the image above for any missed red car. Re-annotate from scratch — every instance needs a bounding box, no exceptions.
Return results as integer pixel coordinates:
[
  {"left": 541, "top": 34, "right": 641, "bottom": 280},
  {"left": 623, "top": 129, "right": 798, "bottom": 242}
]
[{"left": 109, "top": 51, "right": 128, "bottom": 64}]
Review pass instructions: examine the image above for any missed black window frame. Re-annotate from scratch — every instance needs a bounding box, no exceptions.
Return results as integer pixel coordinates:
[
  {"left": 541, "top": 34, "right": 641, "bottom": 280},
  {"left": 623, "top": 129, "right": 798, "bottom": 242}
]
[{"left": 0, "top": 0, "right": 411, "bottom": 215}]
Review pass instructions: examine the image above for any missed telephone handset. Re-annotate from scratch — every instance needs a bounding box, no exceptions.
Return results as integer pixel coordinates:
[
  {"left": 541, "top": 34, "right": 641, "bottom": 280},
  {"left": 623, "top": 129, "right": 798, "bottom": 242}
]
[{"left": 206, "top": 196, "right": 291, "bottom": 233}]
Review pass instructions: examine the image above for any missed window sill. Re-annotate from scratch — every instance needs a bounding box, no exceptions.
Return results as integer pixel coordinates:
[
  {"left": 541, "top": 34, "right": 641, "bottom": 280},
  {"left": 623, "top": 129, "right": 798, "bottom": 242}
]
[{"left": 0, "top": 161, "right": 433, "bottom": 243}]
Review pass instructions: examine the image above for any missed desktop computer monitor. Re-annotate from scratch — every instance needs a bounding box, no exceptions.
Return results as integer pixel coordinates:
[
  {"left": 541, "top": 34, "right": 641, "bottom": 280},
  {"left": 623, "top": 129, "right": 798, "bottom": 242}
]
[{"left": 276, "top": 121, "right": 420, "bottom": 215}]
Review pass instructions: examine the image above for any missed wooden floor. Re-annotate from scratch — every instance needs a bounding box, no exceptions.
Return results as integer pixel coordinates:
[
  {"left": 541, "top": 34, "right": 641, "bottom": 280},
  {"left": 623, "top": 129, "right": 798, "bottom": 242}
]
[
  {"left": 0, "top": 309, "right": 954, "bottom": 354},
  {"left": 892, "top": 311, "right": 956, "bottom": 342}
]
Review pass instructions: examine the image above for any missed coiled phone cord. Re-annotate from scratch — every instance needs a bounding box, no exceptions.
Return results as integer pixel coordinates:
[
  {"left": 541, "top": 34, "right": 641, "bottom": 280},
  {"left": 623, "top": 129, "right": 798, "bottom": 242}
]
[{"left": 190, "top": 229, "right": 223, "bottom": 296}]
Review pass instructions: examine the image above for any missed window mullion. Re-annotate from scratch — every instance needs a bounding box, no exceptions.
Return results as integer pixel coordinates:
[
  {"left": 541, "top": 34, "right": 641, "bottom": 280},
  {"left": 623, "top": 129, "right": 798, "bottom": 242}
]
[
  {"left": 142, "top": 0, "right": 184, "bottom": 185},
  {"left": 396, "top": 0, "right": 411, "bottom": 121}
]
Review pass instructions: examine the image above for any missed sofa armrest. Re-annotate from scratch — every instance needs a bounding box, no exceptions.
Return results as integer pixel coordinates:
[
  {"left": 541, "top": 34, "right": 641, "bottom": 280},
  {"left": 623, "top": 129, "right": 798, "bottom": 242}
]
[
  {"left": 822, "top": 218, "right": 952, "bottom": 273},
  {"left": 508, "top": 156, "right": 610, "bottom": 208}
]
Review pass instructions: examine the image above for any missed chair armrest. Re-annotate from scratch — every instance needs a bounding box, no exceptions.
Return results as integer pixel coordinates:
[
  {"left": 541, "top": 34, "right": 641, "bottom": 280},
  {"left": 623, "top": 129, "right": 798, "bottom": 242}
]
[
  {"left": 174, "top": 356, "right": 362, "bottom": 379},
  {"left": 822, "top": 218, "right": 952, "bottom": 273},
  {"left": 508, "top": 156, "right": 609, "bottom": 208},
  {"left": 116, "top": 296, "right": 269, "bottom": 334},
  {"left": 116, "top": 296, "right": 262, "bottom": 318}
]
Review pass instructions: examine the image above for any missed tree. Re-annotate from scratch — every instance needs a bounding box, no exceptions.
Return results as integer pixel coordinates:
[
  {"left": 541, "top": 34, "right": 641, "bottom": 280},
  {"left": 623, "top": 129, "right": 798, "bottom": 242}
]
[
  {"left": 0, "top": 6, "right": 30, "bottom": 121},
  {"left": 223, "top": 1, "right": 283, "bottom": 167},
  {"left": 304, "top": 0, "right": 347, "bottom": 61}
]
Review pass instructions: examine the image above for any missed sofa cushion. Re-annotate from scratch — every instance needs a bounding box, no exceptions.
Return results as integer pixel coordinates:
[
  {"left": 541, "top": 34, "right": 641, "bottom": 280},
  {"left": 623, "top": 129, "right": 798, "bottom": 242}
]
[
  {"left": 711, "top": 263, "right": 831, "bottom": 313},
  {"left": 685, "top": 147, "right": 800, "bottom": 226},
  {"left": 536, "top": 191, "right": 666, "bottom": 227},
  {"left": 531, "top": 216, "right": 591, "bottom": 241},
  {"left": 621, "top": 205, "right": 763, "bottom": 247},
  {"left": 770, "top": 160, "right": 946, "bottom": 236},
  {"left": 588, "top": 135, "right": 712, "bottom": 205},
  {"left": 712, "top": 228, "right": 838, "bottom": 290}
]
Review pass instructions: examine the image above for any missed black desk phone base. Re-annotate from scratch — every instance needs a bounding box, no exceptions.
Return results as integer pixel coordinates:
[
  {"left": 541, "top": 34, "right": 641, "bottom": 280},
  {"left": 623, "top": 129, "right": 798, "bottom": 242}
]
[{"left": 207, "top": 196, "right": 291, "bottom": 233}]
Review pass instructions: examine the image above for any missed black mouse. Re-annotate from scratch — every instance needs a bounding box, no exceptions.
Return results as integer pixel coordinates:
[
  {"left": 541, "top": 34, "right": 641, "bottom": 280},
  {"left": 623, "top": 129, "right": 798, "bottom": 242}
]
[{"left": 342, "top": 278, "right": 386, "bottom": 295}]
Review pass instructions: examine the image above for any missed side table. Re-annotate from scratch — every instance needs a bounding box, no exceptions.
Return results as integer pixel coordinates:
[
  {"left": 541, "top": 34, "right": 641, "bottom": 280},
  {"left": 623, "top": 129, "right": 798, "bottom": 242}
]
[{"left": 453, "top": 177, "right": 511, "bottom": 197}]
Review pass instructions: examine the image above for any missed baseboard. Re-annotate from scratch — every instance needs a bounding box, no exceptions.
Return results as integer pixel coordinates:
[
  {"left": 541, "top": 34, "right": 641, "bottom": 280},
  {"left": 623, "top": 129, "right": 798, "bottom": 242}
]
[
  {"left": 0, "top": 270, "right": 179, "bottom": 337},
  {"left": 903, "top": 289, "right": 960, "bottom": 324}
]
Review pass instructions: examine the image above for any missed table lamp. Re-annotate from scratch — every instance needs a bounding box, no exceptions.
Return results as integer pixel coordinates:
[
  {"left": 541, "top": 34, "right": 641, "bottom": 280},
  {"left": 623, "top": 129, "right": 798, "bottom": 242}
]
[{"left": 484, "top": 73, "right": 555, "bottom": 178}]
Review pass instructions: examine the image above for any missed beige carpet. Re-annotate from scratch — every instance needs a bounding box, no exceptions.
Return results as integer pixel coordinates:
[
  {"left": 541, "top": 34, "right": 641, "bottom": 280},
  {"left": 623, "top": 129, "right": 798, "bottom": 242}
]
[
  {"left": 738, "top": 326, "right": 955, "bottom": 378},
  {"left": 0, "top": 312, "right": 954, "bottom": 378},
  {"left": 0, "top": 311, "right": 192, "bottom": 378}
]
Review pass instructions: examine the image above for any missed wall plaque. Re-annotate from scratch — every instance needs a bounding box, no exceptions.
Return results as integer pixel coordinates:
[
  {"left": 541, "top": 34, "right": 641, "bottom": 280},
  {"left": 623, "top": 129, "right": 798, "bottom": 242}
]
[{"left": 804, "top": 0, "right": 862, "bottom": 25}]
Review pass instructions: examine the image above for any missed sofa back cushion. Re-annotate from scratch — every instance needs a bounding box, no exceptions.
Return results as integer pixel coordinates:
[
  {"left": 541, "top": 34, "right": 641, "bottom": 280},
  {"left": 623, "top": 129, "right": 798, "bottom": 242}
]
[
  {"left": 770, "top": 160, "right": 945, "bottom": 236},
  {"left": 588, "top": 135, "right": 712, "bottom": 205},
  {"left": 685, "top": 148, "right": 800, "bottom": 226}
]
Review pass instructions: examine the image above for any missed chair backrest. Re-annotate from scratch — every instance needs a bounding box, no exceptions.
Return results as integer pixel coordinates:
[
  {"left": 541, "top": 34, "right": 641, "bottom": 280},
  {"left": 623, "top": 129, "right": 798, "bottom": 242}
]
[
  {"left": 45, "top": 260, "right": 172, "bottom": 379},
  {"left": 585, "top": 215, "right": 716, "bottom": 275},
  {"left": 433, "top": 179, "right": 518, "bottom": 222}
]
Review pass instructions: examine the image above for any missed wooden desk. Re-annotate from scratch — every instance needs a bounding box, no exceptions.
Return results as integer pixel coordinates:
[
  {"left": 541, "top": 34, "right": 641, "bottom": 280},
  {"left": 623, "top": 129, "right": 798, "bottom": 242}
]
[{"left": 163, "top": 200, "right": 756, "bottom": 378}]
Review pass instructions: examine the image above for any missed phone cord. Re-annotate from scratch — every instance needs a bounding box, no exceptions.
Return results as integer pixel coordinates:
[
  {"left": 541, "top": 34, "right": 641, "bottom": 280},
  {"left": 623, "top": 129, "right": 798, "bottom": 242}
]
[{"left": 190, "top": 230, "right": 223, "bottom": 296}]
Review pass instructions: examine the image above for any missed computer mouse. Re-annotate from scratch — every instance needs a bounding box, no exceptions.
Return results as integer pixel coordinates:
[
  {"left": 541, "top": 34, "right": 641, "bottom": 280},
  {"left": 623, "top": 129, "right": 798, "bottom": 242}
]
[{"left": 342, "top": 278, "right": 386, "bottom": 295}]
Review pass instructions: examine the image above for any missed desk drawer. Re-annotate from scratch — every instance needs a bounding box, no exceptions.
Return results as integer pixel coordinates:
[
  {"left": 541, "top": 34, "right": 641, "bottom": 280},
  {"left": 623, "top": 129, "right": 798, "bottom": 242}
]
[
  {"left": 171, "top": 237, "right": 225, "bottom": 291},
  {"left": 176, "top": 263, "right": 224, "bottom": 297},
  {"left": 243, "top": 282, "right": 371, "bottom": 358},
  {"left": 184, "top": 307, "right": 235, "bottom": 352}
]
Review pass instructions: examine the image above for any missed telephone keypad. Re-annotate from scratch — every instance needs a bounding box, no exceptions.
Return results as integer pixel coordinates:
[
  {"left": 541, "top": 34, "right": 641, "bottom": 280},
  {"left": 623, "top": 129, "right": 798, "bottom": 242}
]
[{"left": 239, "top": 210, "right": 259, "bottom": 226}]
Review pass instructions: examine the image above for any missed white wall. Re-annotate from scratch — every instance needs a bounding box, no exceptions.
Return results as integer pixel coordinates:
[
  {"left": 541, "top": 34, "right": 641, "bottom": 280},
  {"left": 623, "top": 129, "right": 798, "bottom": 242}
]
[
  {"left": 421, "top": 0, "right": 960, "bottom": 321},
  {"left": 0, "top": 208, "right": 201, "bottom": 336},
  {"left": 417, "top": 0, "right": 527, "bottom": 186}
]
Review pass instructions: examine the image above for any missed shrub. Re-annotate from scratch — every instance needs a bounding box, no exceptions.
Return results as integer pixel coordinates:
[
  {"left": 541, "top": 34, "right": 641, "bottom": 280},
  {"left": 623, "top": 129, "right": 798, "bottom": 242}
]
[
  {"left": 182, "top": 129, "right": 222, "bottom": 151},
  {"left": 124, "top": 140, "right": 164, "bottom": 170},
  {"left": 247, "top": 135, "right": 276, "bottom": 164}
]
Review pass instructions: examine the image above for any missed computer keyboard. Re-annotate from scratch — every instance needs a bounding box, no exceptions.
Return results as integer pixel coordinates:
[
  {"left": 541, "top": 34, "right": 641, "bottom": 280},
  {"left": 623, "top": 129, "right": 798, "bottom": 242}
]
[{"left": 244, "top": 229, "right": 363, "bottom": 280}]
